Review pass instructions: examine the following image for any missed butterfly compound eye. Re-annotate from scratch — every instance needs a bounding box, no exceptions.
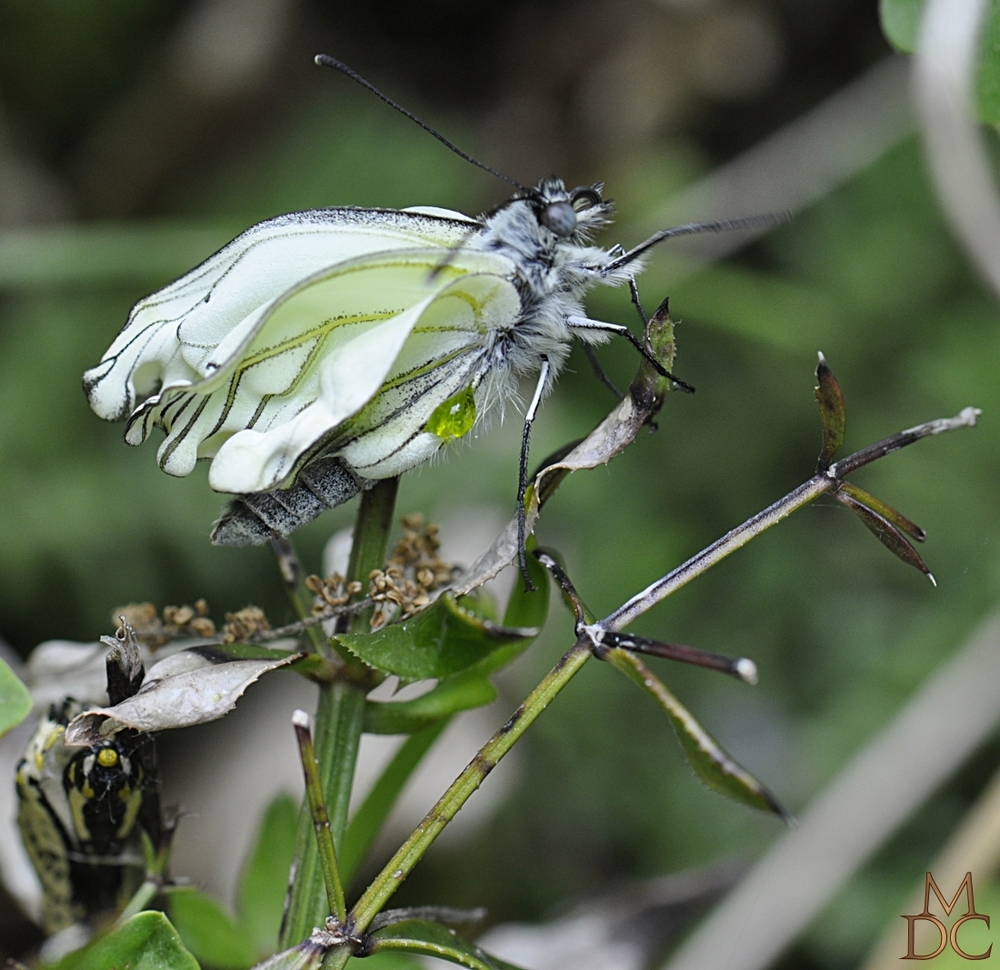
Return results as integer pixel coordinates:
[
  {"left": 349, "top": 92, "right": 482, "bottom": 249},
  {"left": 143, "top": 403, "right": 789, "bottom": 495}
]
[{"left": 540, "top": 201, "right": 577, "bottom": 237}]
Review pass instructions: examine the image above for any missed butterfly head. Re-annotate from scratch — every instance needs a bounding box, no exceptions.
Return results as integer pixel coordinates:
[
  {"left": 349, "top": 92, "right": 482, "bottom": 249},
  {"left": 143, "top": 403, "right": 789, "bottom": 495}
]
[{"left": 528, "top": 178, "right": 610, "bottom": 240}]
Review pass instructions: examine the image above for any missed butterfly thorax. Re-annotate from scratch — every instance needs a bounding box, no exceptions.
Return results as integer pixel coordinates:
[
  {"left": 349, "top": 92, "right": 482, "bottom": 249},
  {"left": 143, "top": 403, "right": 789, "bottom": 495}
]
[{"left": 471, "top": 178, "right": 624, "bottom": 380}]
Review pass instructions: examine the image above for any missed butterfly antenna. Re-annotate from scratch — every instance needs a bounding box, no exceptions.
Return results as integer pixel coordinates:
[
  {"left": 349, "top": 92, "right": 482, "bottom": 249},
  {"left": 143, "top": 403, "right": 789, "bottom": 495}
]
[
  {"left": 316, "top": 55, "right": 529, "bottom": 194},
  {"left": 605, "top": 211, "right": 792, "bottom": 272}
]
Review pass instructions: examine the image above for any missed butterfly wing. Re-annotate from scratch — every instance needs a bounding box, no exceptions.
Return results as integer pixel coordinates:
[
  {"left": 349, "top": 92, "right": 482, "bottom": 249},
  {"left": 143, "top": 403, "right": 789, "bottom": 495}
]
[
  {"left": 107, "top": 244, "right": 519, "bottom": 494},
  {"left": 83, "top": 206, "right": 480, "bottom": 422}
]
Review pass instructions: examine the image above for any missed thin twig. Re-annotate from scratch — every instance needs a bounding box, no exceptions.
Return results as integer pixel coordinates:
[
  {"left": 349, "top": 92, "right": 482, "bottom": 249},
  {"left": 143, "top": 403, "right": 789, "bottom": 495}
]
[
  {"left": 606, "top": 478, "right": 829, "bottom": 631},
  {"left": 607, "top": 407, "right": 979, "bottom": 630},
  {"left": 827, "top": 407, "right": 981, "bottom": 478},
  {"left": 248, "top": 600, "right": 374, "bottom": 642},
  {"left": 271, "top": 535, "right": 329, "bottom": 656}
]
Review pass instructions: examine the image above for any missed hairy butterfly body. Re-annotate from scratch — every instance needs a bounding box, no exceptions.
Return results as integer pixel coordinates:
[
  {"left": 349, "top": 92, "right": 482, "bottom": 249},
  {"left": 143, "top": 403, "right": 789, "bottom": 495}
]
[{"left": 83, "top": 56, "right": 771, "bottom": 558}]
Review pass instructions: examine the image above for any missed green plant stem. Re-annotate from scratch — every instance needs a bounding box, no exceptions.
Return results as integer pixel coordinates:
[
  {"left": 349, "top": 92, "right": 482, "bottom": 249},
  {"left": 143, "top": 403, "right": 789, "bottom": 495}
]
[
  {"left": 345, "top": 479, "right": 399, "bottom": 635},
  {"left": 340, "top": 718, "right": 451, "bottom": 887},
  {"left": 606, "top": 477, "right": 828, "bottom": 630},
  {"left": 349, "top": 639, "right": 592, "bottom": 935},
  {"left": 117, "top": 880, "right": 159, "bottom": 925},
  {"left": 294, "top": 711, "right": 348, "bottom": 926},
  {"left": 280, "top": 479, "right": 400, "bottom": 948}
]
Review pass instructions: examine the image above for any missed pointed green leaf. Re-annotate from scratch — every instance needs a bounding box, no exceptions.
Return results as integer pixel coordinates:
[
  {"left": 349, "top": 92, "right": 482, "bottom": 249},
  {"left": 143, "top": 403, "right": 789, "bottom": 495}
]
[
  {"left": 628, "top": 295, "right": 677, "bottom": 412},
  {"left": 167, "top": 889, "right": 257, "bottom": 970},
  {"left": 333, "top": 595, "right": 537, "bottom": 680},
  {"left": 341, "top": 720, "right": 450, "bottom": 885},
  {"left": 52, "top": 911, "right": 201, "bottom": 970},
  {"left": 838, "top": 482, "right": 926, "bottom": 541},
  {"left": 814, "top": 352, "right": 846, "bottom": 469},
  {"left": 835, "top": 487, "right": 934, "bottom": 582},
  {"left": 237, "top": 793, "right": 299, "bottom": 959},
  {"left": 604, "top": 648, "right": 790, "bottom": 821},
  {"left": 0, "top": 657, "right": 31, "bottom": 738},
  {"left": 364, "top": 673, "right": 497, "bottom": 734},
  {"left": 365, "top": 919, "right": 526, "bottom": 970}
]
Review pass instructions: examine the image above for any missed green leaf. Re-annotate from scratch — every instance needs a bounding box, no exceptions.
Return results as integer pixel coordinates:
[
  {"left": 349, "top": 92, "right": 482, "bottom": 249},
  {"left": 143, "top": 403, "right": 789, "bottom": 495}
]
[
  {"left": 604, "top": 648, "right": 790, "bottom": 821},
  {"left": 814, "top": 352, "right": 846, "bottom": 469},
  {"left": 364, "top": 673, "right": 497, "bottom": 734},
  {"left": 835, "top": 486, "right": 934, "bottom": 582},
  {"left": 341, "top": 720, "right": 450, "bottom": 885},
  {"left": 333, "top": 595, "right": 537, "bottom": 680},
  {"left": 453, "top": 547, "right": 551, "bottom": 680},
  {"left": 0, "top": 657, "right": 31, "bottom": 738},
  {"left": 838, "top": 482, "right": 926, "bottom": 541},
  {"left": 365, "top": 919, "right": 527, "bottom": 970},
  {"left": 168, "top": 889, "right": 258, "bottom": 970},
  {"left": 980, "top": 5, "right": 1000, "bottom": 125},
  {"left": 345, "top": 954, "right": 423, "bottom": 969},
  {"left": 52, "top": 911, "right": 201, "bottom": 970},
  {"left": 237, "top": 793, "right": 299, "bottom": 959}
]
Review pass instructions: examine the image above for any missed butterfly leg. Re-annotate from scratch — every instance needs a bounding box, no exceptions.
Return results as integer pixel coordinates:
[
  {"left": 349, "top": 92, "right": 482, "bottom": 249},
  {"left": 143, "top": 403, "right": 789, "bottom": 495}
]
[
  {"left": 581, "top": 343, "right": 624, "bottom": 401},
  {"left": 517, "top": 357, "right": 551, "bottom": 592},
  {"left": 567, "top": 314, "right": 694, "bottom": 394},
  {"left": 628, "top": 276, "right": 650, "bottom": 326}
]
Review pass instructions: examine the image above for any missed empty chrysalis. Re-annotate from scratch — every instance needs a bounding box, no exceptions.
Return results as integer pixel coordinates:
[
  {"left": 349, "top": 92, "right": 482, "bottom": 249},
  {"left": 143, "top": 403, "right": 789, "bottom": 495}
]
[{"left": 83, "top": 55, "right": 780, "bottom": 585}]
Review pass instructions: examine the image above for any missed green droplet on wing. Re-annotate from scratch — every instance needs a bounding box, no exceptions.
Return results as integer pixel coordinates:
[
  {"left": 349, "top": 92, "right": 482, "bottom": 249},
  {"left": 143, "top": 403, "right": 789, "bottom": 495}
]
[{"left": 425, "top": 386, "right": 477, "bottom": 440}]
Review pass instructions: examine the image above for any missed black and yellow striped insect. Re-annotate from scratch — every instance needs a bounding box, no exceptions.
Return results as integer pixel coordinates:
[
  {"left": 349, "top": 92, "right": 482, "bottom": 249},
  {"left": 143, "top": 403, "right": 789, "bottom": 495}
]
[{"left": 15, "top": 628, "right": 162, "bottom": 934}]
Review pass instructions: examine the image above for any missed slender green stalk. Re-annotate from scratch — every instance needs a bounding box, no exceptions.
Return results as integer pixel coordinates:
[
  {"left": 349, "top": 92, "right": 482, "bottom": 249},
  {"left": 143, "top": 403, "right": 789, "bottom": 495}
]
[
  {"left": 608, "top": 406, "right": 980, "bottom": 630},
  {"left": 282, "top": 683, "right": 366, "bottom": 945},
  {"left": 345, "top": 479, "right": 399, "bottom": 635},
  {"left": 281, "top": 479, "right": 400, "bottom": 947},
  {"left": 117, "top": 881, "right": 158, "bottom": 924},
  {"left": 350, "top": 640, "right": 592, "bottom": 933},
  {"left": 293, "top": 710, "right": 348, "bottom": 925},
  {"left": 606, "top": 477, "right": 828, "bottom": 630},
  {"left": 340, "top": 718, "right": 450, "bottom": 887}
]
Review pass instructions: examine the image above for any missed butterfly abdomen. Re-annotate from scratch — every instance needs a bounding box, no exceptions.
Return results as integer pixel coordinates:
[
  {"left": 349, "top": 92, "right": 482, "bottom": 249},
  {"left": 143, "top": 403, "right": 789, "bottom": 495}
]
[{"left": 211, "top": 455, "right": 366, "bottom": 545}]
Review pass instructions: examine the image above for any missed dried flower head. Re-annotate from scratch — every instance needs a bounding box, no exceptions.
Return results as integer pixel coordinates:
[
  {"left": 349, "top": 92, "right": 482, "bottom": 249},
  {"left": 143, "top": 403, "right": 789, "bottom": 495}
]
[
  {"left": 222, "top": 607, "right": 271, "bottom": 644},
  {"left": 367, "top": 516, "right": 455, "bottom": 629}
]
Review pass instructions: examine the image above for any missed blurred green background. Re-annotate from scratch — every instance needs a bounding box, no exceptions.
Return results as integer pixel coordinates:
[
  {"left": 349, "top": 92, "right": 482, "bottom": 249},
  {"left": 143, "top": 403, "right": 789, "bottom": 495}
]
[{"left": 1, "top": 2, "right": 997, "bottom": 968}]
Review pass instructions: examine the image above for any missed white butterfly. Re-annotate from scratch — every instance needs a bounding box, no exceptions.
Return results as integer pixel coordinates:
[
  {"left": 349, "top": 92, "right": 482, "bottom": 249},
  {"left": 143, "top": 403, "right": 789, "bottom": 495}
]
[{"left": 83, "top": 57, "right": 764, "bottom": 556}]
